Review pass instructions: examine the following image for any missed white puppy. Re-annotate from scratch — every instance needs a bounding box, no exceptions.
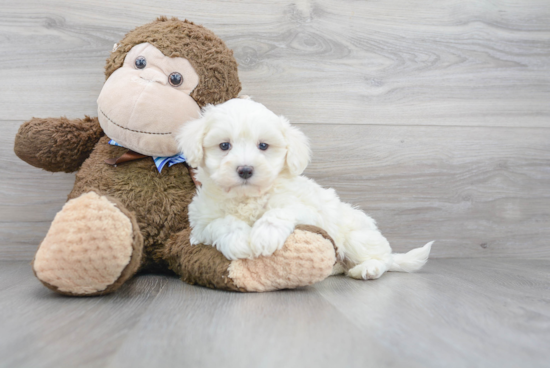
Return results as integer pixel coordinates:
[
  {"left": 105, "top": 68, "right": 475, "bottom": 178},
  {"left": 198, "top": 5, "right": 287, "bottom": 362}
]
[{"left": 177, "top": 98, "right": 432, "bottom": 280}]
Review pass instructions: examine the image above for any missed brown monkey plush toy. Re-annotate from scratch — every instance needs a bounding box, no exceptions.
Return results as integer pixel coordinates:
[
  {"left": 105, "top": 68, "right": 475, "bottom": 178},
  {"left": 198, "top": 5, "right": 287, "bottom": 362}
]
[{"left": 14, "top": 17, "right": 336, "bottom": 296}]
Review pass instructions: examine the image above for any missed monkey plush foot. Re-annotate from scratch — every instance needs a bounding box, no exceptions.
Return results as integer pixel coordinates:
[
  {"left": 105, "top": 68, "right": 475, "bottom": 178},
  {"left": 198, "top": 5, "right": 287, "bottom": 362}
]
[
  {"left": 228, "top": 225, "right": 336, "bottom": 292},
  {"left": 33, "top": 192, "right": 143, "bottom": 296}
]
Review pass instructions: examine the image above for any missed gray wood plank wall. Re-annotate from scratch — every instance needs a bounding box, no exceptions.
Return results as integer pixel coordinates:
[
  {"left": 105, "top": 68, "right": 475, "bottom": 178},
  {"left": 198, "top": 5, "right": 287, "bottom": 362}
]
[{"left": 1, "top": 0, "right": 549, "bottom": 260}]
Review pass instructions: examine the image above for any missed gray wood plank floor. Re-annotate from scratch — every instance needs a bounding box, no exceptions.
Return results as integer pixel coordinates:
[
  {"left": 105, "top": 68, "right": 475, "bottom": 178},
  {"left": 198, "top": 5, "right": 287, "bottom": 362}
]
[{"left": 0, "top": 259, "right": 548, "bottom": 368}]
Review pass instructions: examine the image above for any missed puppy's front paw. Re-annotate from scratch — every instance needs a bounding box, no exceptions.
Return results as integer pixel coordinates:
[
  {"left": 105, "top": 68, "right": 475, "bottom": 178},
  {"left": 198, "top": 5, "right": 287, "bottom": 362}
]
[
  {"left": 347, "top": 259, "right": 388, "bottom": 280},
  {"left": 213, "top": 226, "right": 253, "bottom": 260},
  {"left": 250, "top": 217, "right": 294, "bottom": 258}
]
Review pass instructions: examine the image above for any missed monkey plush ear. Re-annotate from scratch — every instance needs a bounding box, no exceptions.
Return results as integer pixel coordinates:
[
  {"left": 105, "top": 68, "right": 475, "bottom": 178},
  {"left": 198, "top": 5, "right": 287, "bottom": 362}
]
[
  {"left": 281, "top": 116, "right": 311, "bottom": 176},
  {"left": 177, "top": 115, "right": 207, "bottom": 168}
]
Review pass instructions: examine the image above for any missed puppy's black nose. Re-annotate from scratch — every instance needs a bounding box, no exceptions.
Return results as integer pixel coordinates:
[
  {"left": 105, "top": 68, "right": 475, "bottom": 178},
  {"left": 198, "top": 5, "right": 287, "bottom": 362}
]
[{"left": 237, "top": 165, "right": 254, "bottom": 179}]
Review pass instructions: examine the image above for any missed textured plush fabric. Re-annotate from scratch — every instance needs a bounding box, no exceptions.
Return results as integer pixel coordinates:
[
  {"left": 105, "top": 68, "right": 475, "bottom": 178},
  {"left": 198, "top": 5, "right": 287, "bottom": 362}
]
[
  {"left": 118, "top": 42, "right": 201, "bottom": 95},
  {"left": 69, "top": 136, "right": 196, "bottom": 273},
  {"left": 162, "top": 227, "right": 242, "bottom": 291},
  {"left": 293, "top": 224, "right": 338, "bottom": 252},
  {"left": 104, "top": 17, "right": 241, "bottom": 107},
  {"left": 161, "top": 225, "right": 337, "bottom": 292},
  {"left": 97, "top": 42, "right": 202, "bottom": 156},
  {"left": 33, "top": 192, "right": 136, "bottom": 295},
  {"left": 14, "top": 116, "right": 104, "bottom": 173},
  {"left": 228, "top": 226, "right": 337, "bottom": 292}
]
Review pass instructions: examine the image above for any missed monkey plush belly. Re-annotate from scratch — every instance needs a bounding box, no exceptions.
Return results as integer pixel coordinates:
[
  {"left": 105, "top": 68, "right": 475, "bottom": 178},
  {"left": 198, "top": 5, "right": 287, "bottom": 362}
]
[{"left": 68, "top": 136, "right": 196, "bottom": 269}]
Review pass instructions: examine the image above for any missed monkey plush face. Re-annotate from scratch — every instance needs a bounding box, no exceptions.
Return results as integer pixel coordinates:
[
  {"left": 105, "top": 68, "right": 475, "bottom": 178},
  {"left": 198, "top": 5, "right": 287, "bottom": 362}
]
[
  {"left": 97, "top": 43, "right": 201, "bottom": 157},
  {"left": 97, "top": 17, "right": 242, "bottom": 157}
]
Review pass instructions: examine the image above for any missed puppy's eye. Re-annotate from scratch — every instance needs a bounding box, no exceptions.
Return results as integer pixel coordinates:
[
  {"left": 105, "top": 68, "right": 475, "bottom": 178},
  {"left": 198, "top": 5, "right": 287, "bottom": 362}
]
[
  {"left": 258, "top": 142, "right": 269, "bottom": 151},
  {"left": 169, "top": 72, "right": 183, "bottom": 87},
  {"left": 135, "top": 56, "right": 146, "bottom": 69},
  {"left": 219, "top": 142, "right": 231, "bottom": 151}
]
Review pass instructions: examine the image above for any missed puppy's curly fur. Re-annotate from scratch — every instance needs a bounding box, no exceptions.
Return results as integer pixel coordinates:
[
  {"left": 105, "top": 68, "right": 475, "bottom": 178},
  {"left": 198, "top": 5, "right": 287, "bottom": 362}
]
[{"left": 178, "top": 98, "right": 432, "bottom": 280}]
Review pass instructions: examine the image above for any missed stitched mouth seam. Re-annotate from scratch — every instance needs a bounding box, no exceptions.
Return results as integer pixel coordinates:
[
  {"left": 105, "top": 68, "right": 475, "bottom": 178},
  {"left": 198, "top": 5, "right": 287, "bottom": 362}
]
[{"left": 100, "top": 109, "right": 172, "bottom": 135}]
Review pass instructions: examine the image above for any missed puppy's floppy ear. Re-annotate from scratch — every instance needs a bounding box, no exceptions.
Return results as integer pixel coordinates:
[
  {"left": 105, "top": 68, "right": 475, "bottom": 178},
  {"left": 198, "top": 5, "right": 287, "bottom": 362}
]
[
  {"left": 177, "top": 110, "right": 209, "bottom": 168},
  {"left": 281, "top": 116, "right": 311, "bottom": 176}
]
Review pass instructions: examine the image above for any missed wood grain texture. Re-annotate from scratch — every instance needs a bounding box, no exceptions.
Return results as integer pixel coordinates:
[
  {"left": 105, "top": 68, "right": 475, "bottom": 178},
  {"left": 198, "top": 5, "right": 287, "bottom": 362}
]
[
  {"left": 0, "top": 259, "right": 549, "bottom": 368},
  {"left": 302, "top": 124, "right": 550, "bottom": 258},
  {"left": 0, "top": 0, "right": 548, "bottom": 126},
  {"left": 0, "top": 0, "right": 549, "bottom": 259},
  {"left": 314, "top": 258, "right": 550, "bottom": 368},
  {"left": 105, "top": 277, "right": 395, "bottom": 368},
  {"left": 0, "top": 262, "right": 168, "bottom": 368},
  {"left": 2, "top": 121, "right": 549, "bottom": 259}
]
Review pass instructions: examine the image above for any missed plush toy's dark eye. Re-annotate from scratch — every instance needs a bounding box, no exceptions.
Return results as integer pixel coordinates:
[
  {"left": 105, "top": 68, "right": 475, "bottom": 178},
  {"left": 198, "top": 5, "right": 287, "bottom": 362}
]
[
  {"left": 169, "top": 72, "right": 183, "bottom": 87},
  {"left": 258, "top": 142, "right": 269, "bottom": 151},
  {"left": 135, "top": 56, "right": 146, "bottom": 69},
  {"left": 219, "top": 142, "right": 231, "bottom": 151}
]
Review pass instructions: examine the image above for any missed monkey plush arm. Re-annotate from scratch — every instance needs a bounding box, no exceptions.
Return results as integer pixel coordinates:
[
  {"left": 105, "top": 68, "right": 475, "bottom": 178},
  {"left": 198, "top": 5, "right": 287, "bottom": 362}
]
[{"left": 14, "top": 116, "right": 104, "bottom": 173}]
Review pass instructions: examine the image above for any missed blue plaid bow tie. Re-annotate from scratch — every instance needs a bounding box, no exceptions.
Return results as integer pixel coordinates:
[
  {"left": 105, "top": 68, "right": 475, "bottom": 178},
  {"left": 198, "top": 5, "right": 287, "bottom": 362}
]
[{"left": 108, "top": 139, "right": 186, "bottom": 173}]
